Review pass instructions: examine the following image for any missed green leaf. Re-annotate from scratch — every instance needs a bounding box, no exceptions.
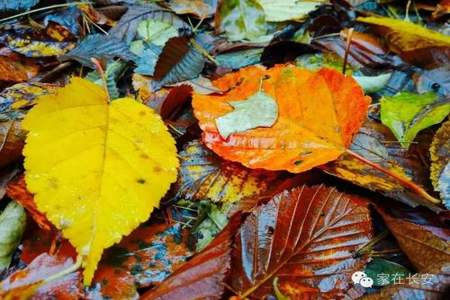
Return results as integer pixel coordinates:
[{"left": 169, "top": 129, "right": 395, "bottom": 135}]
[
  {"left": 0, "top": 201, "right": 26, "bottom": 270},
  {"left": 354, "top": 73, "right": 392, "bottom": 93},
  {"left": 380, "top": 92, "right": 450, "bottom": 148},
  {"left": 216, "top": 0, "right": 267, "bottom": 41},
  {"left": 364, "top": 258, "right": 410, "bottom": 287},
  {"left": 258, "top": 0, "right": 324, "bottom": 22},
  {"left": 216, "top": 90, "right": 278, "bottom": 138},
  {"left": 136, "top": 20, "right": 178, "bottom": 46}
]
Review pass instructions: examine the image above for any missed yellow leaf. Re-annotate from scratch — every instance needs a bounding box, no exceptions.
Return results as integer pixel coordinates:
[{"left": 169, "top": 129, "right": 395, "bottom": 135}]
[
  {"left": 357, "top": 16, "right": 450, "bottom": 52},
  {"left": 22, "top": 78, "right": 179, "bottom": 285}
]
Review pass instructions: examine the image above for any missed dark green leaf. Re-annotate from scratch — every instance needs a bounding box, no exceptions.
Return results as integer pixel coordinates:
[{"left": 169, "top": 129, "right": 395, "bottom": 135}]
[{"left": 364, "top": 258, "right": 410, "bottom": 286}]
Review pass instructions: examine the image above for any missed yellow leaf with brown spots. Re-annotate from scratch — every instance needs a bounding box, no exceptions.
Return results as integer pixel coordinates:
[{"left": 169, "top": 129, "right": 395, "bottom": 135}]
[{"left": 22, "top": 77, "right": 178, "bottom": 284}]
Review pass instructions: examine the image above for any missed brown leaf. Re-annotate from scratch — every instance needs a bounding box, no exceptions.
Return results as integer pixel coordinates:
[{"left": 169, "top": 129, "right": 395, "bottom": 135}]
[
  {"left": 174, "top": 140, "right": 283, "bottom": 203},
  {"left": 7, "top": 175, "right": 53, "bottom": 231},
  {"left": 0, "top": 121, "right": 25, "bottom": 168},
  {"left": 154, "top": 37, "right": 190, "bottom": 81},
  {"left": 0, "top": 253, "right": 83, "bottom": 300},
  {"left": 323, "top": 119, "right": 442, "bottom": 212},
  {"left": 231, "top": 185, "right": 373, "bottom": 299},
  {"left": 0, "top": 52, "right": 40, "bottom": 83},
  {"left": 140, "top": 216, "right": 238, "bottom": 300},
  {"left": 377, "top": 207, "right": 450, "bottom": 273},
  {"left": 430, "top": 120, "right": 450, "bottom": 207},
  {"left": 165, "top": 0, "right": 215, "bottom": 19}
]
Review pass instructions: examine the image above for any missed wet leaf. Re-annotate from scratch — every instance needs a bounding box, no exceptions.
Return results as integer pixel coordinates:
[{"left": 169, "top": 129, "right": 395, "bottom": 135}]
[
  {"left": 358, "top": 16, "right": 450, "bottom": 68},
  {"left": 377, "top": 208, "right": 450, "bottom": 273},
  {"left": 0, "top": 121, "right": 25, "bottom": 168},
  {"left": 430, "top": 120, "right": 450, "bottom": 207},
  {"left": 364, "top": 258, "right": 410, "bottom": 286},
  {"left": 193, "top": 65, "right": 370, "bottom": 172},
  {"left": 61, "top": 34, "right": 138, "bottom": 68},
  {"left": 415, "top": 67, "right": 450, "bottom": 98},
  {"left": 0, "top": 253, "right": 83, "bottom": 299},
  {"left": 5, "top": 37, "right": 74, "bottom": 58},
  {"left": 95, "top": 222, "right": 192, "bottom": 289},
  {"left": 140, "top": 217, "right": 237, "bottom": 300},
  {"left": 152, "top": 34, "right": 213, "bottom": 90},
  {"left": 380, "top": 92, "right": 450, "bottom": 148},
  {"left": 258, "top": 0, "right": 324, "bottom": 22},
  {"left": 215, "top": 0, "right": 267, "bottom": 41},
  {"left": 216, "top": 90, "right": 278, "bottom": 139},
  {"left": 6, "top": 175, "right": 52, "bottom": 231},
  {"left": 216, "top": 48, "right": 263, "bottom": 69},
  {"left": 165, "top": 0, "right": 214, "bottom": 19},
  {"left": 0, "top": 0, "right": 38, "bottom": 12},
  {"left": 354, "top": 73, "right": 392, "bottom": 93},
  {"left": 137, "top": 19, "right": 179, "bottom": 47},
  {"left": 174, "top": 140, "right": 282, "bottom": 203},
  {"left": 323, "top": 120, "right": 439, "bottom": 211},
  {"left": 231, "top": 185, "right": 373, "bottom": 299},
  {"left": 43, "top": 6, "right": 81, "bottom": 37},
  {"left": 109, "top": 4, "right": 190, "bottom": 44},
  {"left": 0, "top": 52, "right": 40, "bottom": 83},
  {"left": 22, "top": 77, "right": 179, "bottom": 284},
  {"left": 0, "top": 201, "right": 26, "bottom": 270}
]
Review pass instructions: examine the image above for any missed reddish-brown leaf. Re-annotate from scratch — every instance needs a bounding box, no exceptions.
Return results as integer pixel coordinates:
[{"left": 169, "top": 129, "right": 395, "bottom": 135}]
[
  {"left": 0, "top": 253, "right": 83, "bottom": 300},
  {"left": 0, "top": 121, "right": 25, "bottom": 168},
  {"left": 0, "top": 50, "right": 40, "bottom": 83},
  {"left": 154, "top": 37, "right": 190, "bottom": 81},
  {"left": 377, "top": 207, "right": 450, "bottom": 273},
  {"left": 231, "top": 185, "right": 373, "bottom": 299},
  {"left": 6, "top": 175, "right": 53, "bottom": 230},
  {"left": 141, "top": 216, "right": 239, "bottom": 300}
]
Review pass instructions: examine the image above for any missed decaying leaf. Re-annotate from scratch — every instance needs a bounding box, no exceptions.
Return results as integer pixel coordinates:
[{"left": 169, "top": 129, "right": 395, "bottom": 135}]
[
  {"left": 258, "top": 0, "right": 324, "bottom": 22},
  {"left": 22, "top": 77, "right": 179, "bottom": 284},
  {"left": 7, "top": 175, "right": 53, "bottom": 230},
  {"left": 165, "top": 0, "right": 215, "bottom": 19},
  {"left": 415, "top": 67, "right": 450, "bottom": 97},
  {"left": 174, "top": 140, "right": 282, "bottom": 203},
  {"left": 0, "top": 253, "right": 83, "bottom": 299},
  {"left": 430, "top": 120, "right": 450, "bottom": 207},
  {"left": 95, "top": 223, "right": 192, "bottom": 289},
  {"left": 0, "top": 52, "right": 40, "bottom": 83},
  {"left": 5, "top": 36, "right": 74, "bottom": 58},
  {"left": 0, "top": 201, "right": 26, "bottom": 270},
  {"left": 193, "top": 65, "right": 370, "bottom": 173},
  {"left": 323, "top": 119, "right": 439, "bottom": 211},
  {"left": 380, "top": 92, "right": 450, "bottom": 148},
  {"left": 215, "top": 0, "right": 267, "bottom": 41},
  {"left": 141, "top": 216, "right": 237, "bottom": 300},
  {"left": 231, "top": 185, "right": 373, "bottom": 299}
]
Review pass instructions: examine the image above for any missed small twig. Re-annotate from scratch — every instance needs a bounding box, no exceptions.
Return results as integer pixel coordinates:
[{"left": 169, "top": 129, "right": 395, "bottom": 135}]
[
  {"left": 0, "top": 2, "right": 91, "bottom": 23},
  {"left": 43, "top": 255, "right": 82, "bottom": 284},
  {"left": 355, "top": 230, "right": 389, "bottom": 257},
  {"left": 342, "top": 28, "right": 354, "bottom": 75}
]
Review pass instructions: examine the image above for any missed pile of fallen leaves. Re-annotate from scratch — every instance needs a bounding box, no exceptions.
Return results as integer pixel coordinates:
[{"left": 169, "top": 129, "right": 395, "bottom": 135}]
[{"left": 0, "top": 0, "right": 449, "bottom": 299}]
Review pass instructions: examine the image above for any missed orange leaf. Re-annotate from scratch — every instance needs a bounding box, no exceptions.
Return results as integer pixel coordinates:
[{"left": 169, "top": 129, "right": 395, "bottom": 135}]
[
  {"left": 6, "top": 175, "right": 53, "bottom": 231},
  {"left": 193, "top": 65, "right": 370, "bottom": 173}
]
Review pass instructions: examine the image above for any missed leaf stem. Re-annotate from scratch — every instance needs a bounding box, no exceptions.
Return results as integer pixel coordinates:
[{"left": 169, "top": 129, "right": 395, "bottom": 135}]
[
  {"left": 342, "top": 28, "right": 354, "bottom": 75},
  {"left": 91, "top": 58, "right": 111, "bottom": 102},
  {"left": 191, "top": 39, "right": 218, "bottom": 65},
  {"left": 0, "top": 2, "right": 91, "bottom": 23},
  {"left": 345, "top": 149, "right": 441, "bottom": 204}
]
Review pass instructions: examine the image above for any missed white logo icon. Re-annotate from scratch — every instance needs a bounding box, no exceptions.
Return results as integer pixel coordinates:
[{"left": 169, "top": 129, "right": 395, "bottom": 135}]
[{"left": 351, "top": 271, "right": 374, "bottom": 288}]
